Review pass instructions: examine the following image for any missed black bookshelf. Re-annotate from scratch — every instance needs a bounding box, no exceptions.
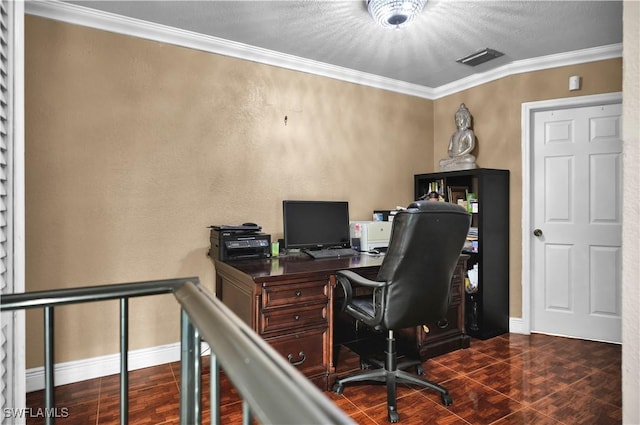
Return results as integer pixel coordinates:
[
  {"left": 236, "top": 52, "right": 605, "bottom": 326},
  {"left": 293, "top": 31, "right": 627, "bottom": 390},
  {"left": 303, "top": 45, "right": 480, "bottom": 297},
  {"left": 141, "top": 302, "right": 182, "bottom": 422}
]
[{"left": 414, "top": 168, "right": 509, "bottom": 339}]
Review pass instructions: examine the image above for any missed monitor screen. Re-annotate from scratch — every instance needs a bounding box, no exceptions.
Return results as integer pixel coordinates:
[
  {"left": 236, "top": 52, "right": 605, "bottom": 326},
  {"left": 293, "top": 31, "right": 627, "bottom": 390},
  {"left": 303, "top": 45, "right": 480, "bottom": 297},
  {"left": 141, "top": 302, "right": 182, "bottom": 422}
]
[{"left": 282, "top": 200, "right": 351, "bottom": 250}]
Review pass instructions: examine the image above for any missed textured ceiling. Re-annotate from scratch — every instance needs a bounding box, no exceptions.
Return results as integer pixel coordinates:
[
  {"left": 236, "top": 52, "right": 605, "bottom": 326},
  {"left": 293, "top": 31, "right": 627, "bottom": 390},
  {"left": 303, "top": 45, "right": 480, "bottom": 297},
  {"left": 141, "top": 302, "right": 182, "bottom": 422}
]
[{"left": 63, "top": 0, "right": 623, "bottom": 90}]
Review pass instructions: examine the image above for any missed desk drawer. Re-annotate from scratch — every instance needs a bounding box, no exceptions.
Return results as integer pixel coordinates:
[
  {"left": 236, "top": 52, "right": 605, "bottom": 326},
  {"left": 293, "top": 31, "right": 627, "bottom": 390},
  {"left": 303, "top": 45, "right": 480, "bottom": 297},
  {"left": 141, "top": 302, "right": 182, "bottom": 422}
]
[
  {"left": 260, "top": 304, "right": 327, "bottom": 334},
  {"left": 262, "top": 280, "right": 328, "bottom": 309},
  {"left": 267, "top": 328, "right": 327, "bottom": 377}
]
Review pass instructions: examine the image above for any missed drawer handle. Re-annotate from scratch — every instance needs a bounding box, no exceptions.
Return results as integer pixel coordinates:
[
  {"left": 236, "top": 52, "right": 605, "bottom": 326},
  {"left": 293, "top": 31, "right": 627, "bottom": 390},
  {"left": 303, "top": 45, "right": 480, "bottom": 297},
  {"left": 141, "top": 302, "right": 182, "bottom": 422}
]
[
  {"left": 295, "top": 290, "right": 301, "bottom": 297},
  {"left": 287, "top": 351, "right": 306, "bottom": 366},
  {"left": 293, "top": 314, "right": 300, "bottom": 321},
  {"left": 437, "top": 319, "right": 449, "bottom": 329}
]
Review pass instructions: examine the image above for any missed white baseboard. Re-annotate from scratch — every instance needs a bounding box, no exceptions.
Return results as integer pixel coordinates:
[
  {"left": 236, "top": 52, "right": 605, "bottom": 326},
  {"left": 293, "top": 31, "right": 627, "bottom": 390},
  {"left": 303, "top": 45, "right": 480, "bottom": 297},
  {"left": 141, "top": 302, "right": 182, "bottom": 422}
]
[
  {"left": 509, "top": 317, "right": 529, "bottom": 335},
  {"left": 26, "top": 342, "right": 186, "bottom": 393},
  {"left": 27, "top": 341, "right": 213, "bottom": 392}
]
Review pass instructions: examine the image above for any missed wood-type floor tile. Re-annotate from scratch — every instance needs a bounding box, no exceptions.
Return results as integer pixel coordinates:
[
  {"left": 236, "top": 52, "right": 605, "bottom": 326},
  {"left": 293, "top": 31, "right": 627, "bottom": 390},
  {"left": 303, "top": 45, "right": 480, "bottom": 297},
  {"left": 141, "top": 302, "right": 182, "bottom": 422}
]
[
  {"left": 362, "top": 391, "right": 466, "bottom": 425},
  {"left": 97, "top": 382, "right": 181, "bottom": 425},
  {"left": 465, "top": 358, "right": 558, "bottom": 405},
  {"left": 24, "top": 334, "right": 622, "bottom": 425},
  {"left": 324, "top": 390, "right": 364, "bottom": 417},
  {"left": 25, "top": 378, "right": 102, "bottom": 408},
  {"left": 569, "top": 366, "right": 622, "bottom": 407},
  {"left": 337, "top": 380, "right": 419, "bottom": 411},
  {"left": 22, "top": 400, "right": 99, "bottom": 425},
  {"left": 465, "top": 334, "right": 527, "bottom": 360},
  {"left": 530, "top": 389, "right": 622, "bottom": 425},
  {"left": 540, "top": 337, "right": 621, "bottom": 371},
  {"left": 491, "top": 407, "right": 564, "bottom": 425},
  {"left": 430, "top": 346, "right": 503, "bottom": 375},
  {"left": 415, "top": 358, "right": 463, "bottom": 383},
  {"left": 434, "top": 375, "right": 523, "bottom": 425}
]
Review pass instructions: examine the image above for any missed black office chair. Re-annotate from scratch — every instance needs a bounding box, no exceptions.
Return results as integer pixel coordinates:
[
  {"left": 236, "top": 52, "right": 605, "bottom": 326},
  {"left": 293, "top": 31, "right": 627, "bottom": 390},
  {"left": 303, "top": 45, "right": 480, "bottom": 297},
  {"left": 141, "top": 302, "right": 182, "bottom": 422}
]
[{"left": 332, "top": 201, "right": 471, "bottom": 423}]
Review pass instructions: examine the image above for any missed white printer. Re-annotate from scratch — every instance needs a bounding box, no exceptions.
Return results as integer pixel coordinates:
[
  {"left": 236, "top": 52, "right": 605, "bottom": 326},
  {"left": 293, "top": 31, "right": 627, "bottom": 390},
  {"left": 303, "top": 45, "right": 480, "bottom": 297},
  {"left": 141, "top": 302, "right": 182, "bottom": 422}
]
[{"left": 350, "top": 221, "right": 392, "bottom": 252}]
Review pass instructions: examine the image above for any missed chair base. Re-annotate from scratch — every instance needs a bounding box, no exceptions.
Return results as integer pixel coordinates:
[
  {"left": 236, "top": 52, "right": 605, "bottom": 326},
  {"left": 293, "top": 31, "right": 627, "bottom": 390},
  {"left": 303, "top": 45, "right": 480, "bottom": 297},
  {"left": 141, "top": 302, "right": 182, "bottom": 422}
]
[
  {"left": 333, "top": 330, "right": 452, "bottom": 423},
  {"left": 332, "top": 363, "right": 452, "bottom": 423}
]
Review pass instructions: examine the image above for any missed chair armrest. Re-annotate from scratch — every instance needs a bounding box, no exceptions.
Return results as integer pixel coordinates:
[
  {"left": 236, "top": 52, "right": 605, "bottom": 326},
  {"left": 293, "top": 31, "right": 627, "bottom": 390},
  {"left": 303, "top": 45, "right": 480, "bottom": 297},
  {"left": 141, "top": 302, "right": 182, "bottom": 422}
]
[
  {"left": 336, "top": 270, "right": 386, "bottom": 289},
  {"left": 336, "top": 270, "right": 387, "bottom": 322},
  {"left": 335, "top": 270, "right": 385, "bottom": 314}
]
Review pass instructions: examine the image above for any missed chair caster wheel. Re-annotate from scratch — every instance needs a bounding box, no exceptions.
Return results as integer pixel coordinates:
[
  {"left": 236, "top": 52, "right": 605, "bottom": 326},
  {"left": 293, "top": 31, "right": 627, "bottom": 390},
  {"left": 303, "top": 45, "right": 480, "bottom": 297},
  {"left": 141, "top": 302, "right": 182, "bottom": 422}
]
[
  {"left": 387, "top": 409, "right": 399, "bottom": 423},
  {"left": 360, "top": 359, "right": 371, "bottom": 370},
  {"left": 332, "top": 382, "right": 344, "bottom": 395},
  {"left": 441, "top": 393, "right": 453, "bottom": 406},
  {"left": 416, "top": 365, "right": 424, "bottom": 375}
]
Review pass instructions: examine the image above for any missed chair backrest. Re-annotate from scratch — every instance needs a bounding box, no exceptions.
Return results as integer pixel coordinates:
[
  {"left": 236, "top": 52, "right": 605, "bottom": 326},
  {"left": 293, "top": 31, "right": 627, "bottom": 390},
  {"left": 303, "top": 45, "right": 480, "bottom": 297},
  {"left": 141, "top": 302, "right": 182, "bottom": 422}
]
[{"left": 376, "top": 201, "right": 471, "bottom": 330}]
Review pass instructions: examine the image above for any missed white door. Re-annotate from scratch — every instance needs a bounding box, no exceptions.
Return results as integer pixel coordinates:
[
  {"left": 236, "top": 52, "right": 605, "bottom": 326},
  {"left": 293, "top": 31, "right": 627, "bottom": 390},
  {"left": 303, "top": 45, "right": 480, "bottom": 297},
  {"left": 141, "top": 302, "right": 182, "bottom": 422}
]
[{"left": 531, "top": 101, "right": 622, "bottom": 343}]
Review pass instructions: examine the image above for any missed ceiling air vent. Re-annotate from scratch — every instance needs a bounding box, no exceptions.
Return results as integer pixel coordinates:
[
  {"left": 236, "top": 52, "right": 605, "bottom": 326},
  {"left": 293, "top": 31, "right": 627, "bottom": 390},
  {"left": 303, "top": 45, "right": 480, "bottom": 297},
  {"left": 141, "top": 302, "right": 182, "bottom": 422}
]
[{"left": 456, "top": 48, "right": 504, "bottom": 67}]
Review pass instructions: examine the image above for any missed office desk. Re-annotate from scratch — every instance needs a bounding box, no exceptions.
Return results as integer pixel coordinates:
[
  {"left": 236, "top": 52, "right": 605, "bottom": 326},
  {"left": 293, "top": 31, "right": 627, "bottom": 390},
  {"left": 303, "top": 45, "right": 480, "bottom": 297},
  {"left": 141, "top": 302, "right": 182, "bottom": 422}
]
[{"left": 214, "top": 254, "right": 469, "bottom": 390}]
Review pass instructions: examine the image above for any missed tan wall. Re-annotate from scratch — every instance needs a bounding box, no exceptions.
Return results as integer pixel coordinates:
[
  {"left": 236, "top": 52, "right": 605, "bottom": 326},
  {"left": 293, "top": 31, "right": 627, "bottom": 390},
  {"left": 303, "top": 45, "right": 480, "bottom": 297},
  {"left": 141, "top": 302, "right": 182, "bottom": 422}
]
[
  {"left": 24, "top": 15, "right": 622, "bottom": 368},
  {"left": 434, "top": 59, "right": 623, "bottom": 317},
  {"left": 24, "top": 16, "right": 434, "bottom": 367}
]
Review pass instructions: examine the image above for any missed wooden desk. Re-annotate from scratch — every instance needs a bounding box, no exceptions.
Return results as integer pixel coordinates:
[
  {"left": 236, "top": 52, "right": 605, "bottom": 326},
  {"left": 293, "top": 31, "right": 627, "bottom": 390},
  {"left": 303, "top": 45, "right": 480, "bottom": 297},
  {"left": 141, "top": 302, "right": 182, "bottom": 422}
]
[{"left": 214, "top": 254, "right": 469, "bottom": 390}]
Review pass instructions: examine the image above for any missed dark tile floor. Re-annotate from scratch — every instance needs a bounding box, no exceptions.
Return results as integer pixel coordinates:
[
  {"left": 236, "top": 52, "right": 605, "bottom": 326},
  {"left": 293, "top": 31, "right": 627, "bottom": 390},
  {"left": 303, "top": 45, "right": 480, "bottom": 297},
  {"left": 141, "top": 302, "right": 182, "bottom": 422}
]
[{"left": 26, "top": 333, "right": 622, "bottom": 424}]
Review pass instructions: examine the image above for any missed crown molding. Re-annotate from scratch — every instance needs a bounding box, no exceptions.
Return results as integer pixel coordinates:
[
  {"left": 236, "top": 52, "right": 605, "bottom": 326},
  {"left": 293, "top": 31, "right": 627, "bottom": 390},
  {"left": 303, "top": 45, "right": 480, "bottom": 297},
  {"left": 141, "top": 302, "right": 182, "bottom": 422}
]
[
  {"left": 26, "top": 0, "right": 621, "bottom": 101},
  {"left": 432, "top": 43, "right": 622, "bottom": 99}
]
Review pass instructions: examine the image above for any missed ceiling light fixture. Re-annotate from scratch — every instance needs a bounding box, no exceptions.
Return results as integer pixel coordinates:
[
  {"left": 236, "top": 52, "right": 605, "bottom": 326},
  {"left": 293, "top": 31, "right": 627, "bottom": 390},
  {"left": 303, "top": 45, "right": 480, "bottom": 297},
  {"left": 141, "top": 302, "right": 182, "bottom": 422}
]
[{"left": 367, "top": 0, "right": 427, "bottom": 29}]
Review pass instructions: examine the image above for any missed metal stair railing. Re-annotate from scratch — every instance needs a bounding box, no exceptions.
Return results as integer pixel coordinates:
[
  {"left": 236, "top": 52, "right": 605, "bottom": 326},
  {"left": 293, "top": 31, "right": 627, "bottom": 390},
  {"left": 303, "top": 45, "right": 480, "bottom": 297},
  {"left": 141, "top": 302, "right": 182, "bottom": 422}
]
[{"left": 1, "top": 277, "right": 354, "bottom": 425}]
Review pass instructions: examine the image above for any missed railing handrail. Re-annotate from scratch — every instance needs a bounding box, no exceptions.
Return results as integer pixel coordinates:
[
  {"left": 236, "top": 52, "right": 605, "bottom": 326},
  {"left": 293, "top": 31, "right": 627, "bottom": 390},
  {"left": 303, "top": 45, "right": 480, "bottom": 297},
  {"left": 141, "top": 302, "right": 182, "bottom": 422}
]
[
  {"left": 1, "top": 278, "right": 355, "bottom": 425},
  {"left": 0, "top": 277, "right": 196, "bottom": 310}
]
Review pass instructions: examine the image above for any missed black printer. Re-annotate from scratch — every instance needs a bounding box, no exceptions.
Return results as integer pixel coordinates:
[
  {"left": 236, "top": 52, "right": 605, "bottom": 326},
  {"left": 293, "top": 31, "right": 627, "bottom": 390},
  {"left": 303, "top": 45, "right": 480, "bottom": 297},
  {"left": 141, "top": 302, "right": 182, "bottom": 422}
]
[{"left": 209, "top": 224, "right": 271, "bottom": 261}]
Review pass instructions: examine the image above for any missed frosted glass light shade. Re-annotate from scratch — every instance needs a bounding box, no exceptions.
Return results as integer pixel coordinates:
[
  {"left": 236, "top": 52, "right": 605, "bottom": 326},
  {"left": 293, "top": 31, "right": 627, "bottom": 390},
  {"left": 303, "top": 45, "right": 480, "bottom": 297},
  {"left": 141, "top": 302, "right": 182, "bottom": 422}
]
[{"left": 367, "top": 0, "right": 427, "bottom": 28}]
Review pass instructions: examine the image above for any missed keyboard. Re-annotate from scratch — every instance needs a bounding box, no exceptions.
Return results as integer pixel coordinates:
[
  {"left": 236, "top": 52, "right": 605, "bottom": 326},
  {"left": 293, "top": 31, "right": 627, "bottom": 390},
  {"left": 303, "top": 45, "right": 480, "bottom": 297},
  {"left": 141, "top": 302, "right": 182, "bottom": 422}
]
[{"left": 303, "top": 248, "right": 358, "bottom": 259}]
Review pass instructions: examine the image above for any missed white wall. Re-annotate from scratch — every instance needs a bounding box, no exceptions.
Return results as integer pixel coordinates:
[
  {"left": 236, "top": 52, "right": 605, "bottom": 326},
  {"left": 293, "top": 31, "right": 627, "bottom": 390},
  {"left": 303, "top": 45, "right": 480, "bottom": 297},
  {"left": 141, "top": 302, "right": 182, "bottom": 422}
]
[{"left": 622, "top": 1, "right": 640, "bottom": 424}]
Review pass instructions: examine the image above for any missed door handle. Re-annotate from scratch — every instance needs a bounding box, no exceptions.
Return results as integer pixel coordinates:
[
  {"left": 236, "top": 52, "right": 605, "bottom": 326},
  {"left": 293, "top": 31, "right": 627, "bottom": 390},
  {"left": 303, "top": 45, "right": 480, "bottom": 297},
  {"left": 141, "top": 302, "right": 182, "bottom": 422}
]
[{"left": 533, "top": 229, "right": 543, "bottom": 237}]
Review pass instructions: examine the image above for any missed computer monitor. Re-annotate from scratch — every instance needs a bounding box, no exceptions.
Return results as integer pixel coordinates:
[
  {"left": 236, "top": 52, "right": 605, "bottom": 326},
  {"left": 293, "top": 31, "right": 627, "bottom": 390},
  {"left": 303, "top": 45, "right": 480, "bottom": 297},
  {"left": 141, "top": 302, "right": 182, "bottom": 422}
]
[{"left": 282, "top": 200, "right": 351, "bottom": 250}]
